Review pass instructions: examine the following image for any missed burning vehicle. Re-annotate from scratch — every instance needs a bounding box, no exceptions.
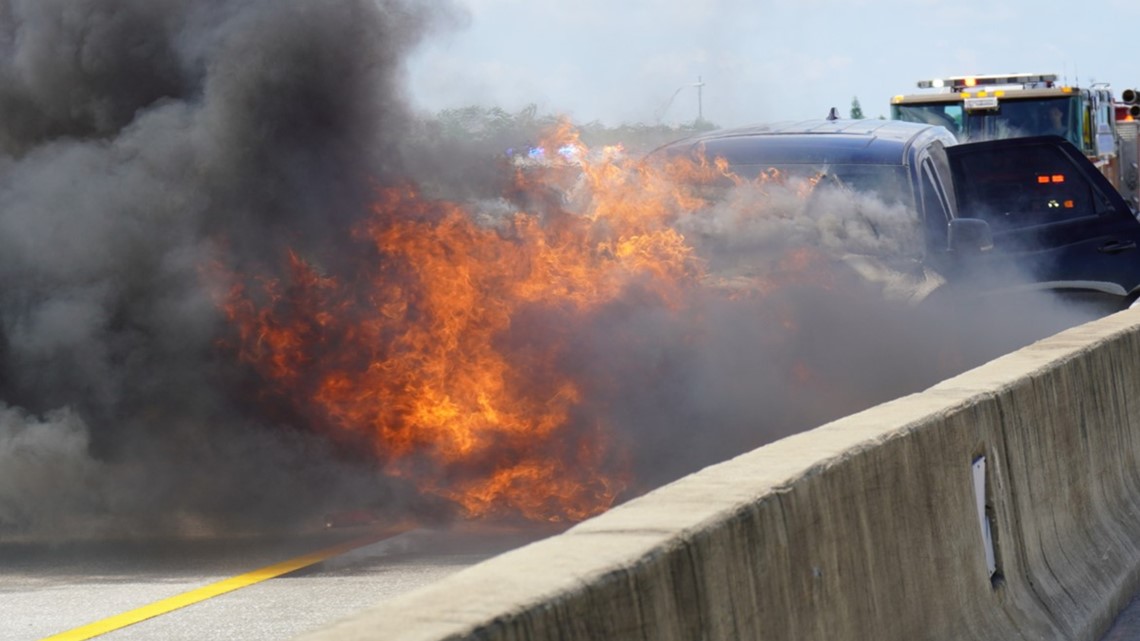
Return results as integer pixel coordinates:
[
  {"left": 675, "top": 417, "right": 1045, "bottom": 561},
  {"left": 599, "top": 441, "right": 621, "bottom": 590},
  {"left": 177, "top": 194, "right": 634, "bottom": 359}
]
[
  {"left": 215, "top": 118, "right": 1126, "bottom": 527},
  {"left": 653, "top": 118, "right": 1140, "bottom": 312}
]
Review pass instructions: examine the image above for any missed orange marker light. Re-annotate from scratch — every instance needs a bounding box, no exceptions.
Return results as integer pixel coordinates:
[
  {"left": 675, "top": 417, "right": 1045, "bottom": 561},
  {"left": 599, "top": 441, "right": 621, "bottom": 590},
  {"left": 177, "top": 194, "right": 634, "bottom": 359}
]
[
  {"left": 1064, "top": 200, "right": 1074, "bottom": 208},
  {"left": 1051, "top": 174, "right": 1065, "bottom": 183},
  {"left": 1037, "top": 176, "right": 1050, "bottom": 184}
]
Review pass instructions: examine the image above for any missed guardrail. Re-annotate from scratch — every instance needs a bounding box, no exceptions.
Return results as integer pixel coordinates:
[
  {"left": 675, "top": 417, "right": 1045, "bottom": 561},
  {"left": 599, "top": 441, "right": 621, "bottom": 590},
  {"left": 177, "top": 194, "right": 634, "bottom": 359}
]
[{"left": 300, "top": 310, "right": 1140, "bottom": 641}]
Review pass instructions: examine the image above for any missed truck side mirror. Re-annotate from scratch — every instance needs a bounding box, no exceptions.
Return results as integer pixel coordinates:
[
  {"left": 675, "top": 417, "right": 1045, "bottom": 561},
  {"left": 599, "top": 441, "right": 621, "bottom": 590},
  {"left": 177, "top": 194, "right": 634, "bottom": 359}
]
[{"left": 948, "top": 218, "right": 993, "bottom": 253}]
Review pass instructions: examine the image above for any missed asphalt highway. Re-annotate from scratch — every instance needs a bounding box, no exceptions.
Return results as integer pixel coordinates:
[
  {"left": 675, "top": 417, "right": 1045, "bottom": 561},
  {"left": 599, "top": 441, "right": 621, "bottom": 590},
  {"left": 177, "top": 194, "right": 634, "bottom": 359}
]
[{"left": 0, "top": 523, "right": 560, "bottom": 641}]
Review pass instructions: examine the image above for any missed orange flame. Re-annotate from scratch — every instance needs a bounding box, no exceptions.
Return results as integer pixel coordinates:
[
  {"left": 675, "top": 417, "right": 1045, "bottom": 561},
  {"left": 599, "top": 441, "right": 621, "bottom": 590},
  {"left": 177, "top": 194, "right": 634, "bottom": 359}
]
[{"left": 214, "top": 124, "right": 837, "bottom": 522}]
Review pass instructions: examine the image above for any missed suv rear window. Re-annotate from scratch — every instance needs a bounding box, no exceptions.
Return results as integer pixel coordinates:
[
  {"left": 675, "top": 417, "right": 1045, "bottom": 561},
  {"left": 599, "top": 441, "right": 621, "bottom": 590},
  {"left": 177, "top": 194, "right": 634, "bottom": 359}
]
[{"left": 949, "top": 144, "right": 1097, "bottom": 231}]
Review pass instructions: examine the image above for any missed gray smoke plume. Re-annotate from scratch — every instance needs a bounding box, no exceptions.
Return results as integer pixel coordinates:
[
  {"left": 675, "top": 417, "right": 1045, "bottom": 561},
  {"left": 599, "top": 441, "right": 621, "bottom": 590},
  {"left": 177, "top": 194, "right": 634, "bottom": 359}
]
[
  {"left": 547, "top": 176, "right": 1106, "bottom": 491},
  {"left": 0, "top": 0, "right": 460, "bottom": 540}
]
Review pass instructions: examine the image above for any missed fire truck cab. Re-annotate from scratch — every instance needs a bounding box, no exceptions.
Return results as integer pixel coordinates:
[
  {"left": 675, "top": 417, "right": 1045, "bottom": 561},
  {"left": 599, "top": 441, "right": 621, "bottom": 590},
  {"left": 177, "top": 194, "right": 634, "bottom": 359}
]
[{"left": 890, "top": 73, "right": 1140, "bottom": 210}]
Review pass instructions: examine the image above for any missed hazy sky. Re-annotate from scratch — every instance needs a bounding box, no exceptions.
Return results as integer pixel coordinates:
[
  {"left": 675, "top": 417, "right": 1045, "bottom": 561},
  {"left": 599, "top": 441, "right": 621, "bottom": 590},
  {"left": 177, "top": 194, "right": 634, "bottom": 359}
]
[{"left": 407, "top": 0, "right": 1140, "bottom": 128}]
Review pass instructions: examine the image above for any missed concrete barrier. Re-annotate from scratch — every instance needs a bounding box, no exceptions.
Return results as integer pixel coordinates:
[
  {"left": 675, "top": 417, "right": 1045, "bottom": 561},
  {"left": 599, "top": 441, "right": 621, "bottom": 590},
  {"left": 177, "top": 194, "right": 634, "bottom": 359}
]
[{"left": 299, "top": 310, "right": 1140, "bottom": 641}]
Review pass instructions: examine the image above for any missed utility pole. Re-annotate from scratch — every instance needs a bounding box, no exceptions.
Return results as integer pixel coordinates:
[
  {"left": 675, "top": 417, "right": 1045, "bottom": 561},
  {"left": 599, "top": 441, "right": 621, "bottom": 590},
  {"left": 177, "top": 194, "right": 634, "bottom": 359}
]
[{"left": 694, "top": 76, "right": 705, "bottom": 122}]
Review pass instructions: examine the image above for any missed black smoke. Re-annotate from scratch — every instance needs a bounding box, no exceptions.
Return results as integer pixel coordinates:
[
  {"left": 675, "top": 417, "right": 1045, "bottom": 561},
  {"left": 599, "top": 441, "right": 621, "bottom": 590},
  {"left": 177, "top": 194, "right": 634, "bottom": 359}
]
[{"left": 0, "top": 0, "right": 460, "bottom": 539}]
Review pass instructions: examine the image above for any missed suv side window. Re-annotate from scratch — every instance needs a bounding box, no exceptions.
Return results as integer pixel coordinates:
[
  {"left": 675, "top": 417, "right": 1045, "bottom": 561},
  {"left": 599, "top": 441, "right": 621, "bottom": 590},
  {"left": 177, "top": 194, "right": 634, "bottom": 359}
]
[
  {"left": 918, "top": 142, "right": 956, "bottom": 251},
  {"left": 920, "top": 160, "right": 950, "bottom": 250},
  {"left": 950, "top": 143, "right": 1100, "bottom": 231}
]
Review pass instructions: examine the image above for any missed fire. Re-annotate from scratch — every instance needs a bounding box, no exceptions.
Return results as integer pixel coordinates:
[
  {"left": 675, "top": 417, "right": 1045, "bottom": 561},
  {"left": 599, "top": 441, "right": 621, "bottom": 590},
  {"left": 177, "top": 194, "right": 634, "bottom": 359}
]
[{"left": 214, "top": 123, "right": 834, "bottom": 522}]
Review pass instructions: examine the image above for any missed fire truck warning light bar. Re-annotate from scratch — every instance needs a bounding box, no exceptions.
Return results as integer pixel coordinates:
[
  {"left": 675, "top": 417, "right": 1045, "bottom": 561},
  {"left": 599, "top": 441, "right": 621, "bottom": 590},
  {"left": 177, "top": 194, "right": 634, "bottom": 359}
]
[{"left": 917, "top": 74, "right": 1058, "bottom": 91}]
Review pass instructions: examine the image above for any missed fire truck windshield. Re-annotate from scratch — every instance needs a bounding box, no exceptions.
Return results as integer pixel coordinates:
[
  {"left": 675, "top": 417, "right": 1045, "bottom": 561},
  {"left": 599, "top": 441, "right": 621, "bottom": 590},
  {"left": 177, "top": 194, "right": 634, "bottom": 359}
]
[{"left": 892, "top": 96, "right": 1082, "bottom": 146}]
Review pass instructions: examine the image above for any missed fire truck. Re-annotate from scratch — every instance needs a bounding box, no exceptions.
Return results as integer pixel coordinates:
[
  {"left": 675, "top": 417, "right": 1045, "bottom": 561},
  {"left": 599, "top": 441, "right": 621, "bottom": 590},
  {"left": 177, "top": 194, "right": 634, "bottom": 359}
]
[{"left": 890, "top": 73, "right": 1140, "bottom": 210}]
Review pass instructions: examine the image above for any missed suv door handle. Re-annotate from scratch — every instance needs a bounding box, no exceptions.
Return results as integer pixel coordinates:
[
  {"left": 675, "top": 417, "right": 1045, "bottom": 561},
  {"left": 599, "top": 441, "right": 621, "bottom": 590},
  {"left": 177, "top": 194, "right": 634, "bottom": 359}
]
[{"left": 1098, "top": 240, "right": 1138, "bottom": 254}]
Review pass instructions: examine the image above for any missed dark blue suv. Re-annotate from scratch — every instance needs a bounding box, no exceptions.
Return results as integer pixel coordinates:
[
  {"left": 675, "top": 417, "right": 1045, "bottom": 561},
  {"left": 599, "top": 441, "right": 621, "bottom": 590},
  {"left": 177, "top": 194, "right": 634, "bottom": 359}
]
[{"left": 654, "top": 119, "right": 1140, "bottom": 311}]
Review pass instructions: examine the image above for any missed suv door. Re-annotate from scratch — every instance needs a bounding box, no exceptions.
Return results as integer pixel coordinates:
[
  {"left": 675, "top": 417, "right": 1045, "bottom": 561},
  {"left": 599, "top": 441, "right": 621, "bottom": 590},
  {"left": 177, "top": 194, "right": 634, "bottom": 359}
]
[{"left": 944, "top": 136, "right": 1140, "bottom": 306}]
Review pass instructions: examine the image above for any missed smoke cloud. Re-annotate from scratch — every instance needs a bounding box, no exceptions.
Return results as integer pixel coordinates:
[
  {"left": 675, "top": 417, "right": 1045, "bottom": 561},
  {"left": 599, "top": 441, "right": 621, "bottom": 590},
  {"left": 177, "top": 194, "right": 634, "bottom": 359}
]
[
  {"left": 0, "top": 0, "right": 459, "bottom": 539},
  {"left": 552, "top": 177, "right": 1104, "bottom": 490}
]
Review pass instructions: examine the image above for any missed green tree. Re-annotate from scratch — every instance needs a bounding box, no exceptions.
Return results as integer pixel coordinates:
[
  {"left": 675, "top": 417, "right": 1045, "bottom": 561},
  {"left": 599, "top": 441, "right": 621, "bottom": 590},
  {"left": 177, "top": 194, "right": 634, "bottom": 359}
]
[{"left": 850, "top": 97, "right": 865, "bottom": 120}]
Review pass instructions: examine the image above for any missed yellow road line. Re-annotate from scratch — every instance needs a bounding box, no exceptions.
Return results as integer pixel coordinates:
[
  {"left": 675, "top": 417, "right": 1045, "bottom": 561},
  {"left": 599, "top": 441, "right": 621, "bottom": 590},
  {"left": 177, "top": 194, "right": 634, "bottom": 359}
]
[{"left": 41, "top": 530, "right": 397, "bottom": 641}]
